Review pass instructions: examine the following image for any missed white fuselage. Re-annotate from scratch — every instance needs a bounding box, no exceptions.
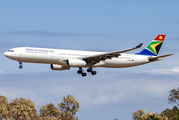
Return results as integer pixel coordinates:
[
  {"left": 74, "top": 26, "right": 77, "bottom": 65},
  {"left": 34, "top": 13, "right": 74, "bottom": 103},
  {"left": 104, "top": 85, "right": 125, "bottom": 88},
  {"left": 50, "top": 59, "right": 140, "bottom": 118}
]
[{"left": 4, "top": 47, "right": 151, "bottom": 68}]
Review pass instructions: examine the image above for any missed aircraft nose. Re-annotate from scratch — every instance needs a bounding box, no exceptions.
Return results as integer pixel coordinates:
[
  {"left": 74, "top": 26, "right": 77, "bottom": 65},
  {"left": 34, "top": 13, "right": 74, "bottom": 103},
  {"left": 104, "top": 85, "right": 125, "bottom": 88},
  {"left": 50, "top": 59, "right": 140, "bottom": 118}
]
[
  {"left": 4, "top": 52, "right": 9, "bottom": 57},
  {"left": 4, "top": 52, "right": 7, "bottom": 56}
]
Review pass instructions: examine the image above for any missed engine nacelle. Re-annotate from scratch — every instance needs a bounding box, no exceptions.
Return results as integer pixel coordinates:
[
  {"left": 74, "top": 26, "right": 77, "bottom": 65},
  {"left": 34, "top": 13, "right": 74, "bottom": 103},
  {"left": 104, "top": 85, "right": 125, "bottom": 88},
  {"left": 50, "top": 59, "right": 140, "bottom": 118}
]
[
  {"left": 67, "top": 59, "right": 86, "bottom": 67},
  {"left": 51, "top": 64, "right": 70, "bottom": 71}
]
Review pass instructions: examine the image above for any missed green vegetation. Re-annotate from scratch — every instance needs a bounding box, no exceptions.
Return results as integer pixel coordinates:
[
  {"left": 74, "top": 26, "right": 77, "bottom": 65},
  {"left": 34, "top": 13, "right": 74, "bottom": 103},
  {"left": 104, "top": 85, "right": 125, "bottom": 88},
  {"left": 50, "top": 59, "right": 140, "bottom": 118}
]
[
  {"left": 0, "top": 94, "right": 79, "bottom": 120},
  {"left": 162, "top": 106, "right": 179, "bottom": 120},
  {"left": 132, "top": 87, "right": 179, "bottom": 120},
  {"left": 132, "top": 109, "right": 167, "bottom": 120},
  {"left": 1, "top": 87, "right": 179, "bottom": 120}
]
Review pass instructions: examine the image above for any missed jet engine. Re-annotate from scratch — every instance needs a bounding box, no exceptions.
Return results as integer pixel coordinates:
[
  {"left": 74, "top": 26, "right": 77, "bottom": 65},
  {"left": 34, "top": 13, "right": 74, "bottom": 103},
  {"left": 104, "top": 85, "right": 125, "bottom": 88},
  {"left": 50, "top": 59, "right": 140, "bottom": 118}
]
[
  {"left": 67, "top": 59, "right": 86, "bottom": 67},
  {"left": 50, "top": 64, "right": 70, "bottom": 70}
]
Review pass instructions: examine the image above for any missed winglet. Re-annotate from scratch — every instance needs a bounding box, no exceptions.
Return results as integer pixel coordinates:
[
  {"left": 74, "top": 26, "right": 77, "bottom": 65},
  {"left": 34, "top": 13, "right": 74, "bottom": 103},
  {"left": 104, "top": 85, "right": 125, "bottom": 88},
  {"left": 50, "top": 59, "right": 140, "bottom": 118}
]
[{"left": 136, "top": 43, "right": 143, "bottom": 48}]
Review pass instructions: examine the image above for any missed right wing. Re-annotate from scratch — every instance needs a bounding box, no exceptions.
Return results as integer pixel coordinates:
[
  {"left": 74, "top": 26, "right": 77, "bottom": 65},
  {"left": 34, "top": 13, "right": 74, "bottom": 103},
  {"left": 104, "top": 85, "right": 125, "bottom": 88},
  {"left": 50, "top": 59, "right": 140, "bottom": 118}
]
[{"left": 82, "top": 43, "right": 143, "bottom": 64}]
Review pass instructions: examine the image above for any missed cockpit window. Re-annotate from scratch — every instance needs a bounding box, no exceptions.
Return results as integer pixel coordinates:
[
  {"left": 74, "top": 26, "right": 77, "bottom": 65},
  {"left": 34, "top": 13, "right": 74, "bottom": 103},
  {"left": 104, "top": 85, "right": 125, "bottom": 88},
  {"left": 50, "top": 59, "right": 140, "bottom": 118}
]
[{"left": 8, "top": 50, "right": 14, "bottom": 52}]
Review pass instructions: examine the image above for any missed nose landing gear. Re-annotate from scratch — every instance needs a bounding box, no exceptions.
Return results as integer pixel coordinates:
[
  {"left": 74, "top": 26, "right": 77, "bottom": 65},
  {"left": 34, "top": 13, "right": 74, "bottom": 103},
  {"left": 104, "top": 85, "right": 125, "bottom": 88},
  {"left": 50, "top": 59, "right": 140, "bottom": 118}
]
[{"left": 19, "top": 61, "right": 23, "bottom": 69}]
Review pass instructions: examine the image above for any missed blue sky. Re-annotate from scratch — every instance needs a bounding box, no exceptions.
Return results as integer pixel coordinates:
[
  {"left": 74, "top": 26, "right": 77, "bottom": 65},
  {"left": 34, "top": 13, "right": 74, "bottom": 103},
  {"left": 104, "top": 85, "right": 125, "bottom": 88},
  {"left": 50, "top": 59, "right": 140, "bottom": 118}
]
[{"left": 0, "top": 0, "right": 179, "bottom": 119}]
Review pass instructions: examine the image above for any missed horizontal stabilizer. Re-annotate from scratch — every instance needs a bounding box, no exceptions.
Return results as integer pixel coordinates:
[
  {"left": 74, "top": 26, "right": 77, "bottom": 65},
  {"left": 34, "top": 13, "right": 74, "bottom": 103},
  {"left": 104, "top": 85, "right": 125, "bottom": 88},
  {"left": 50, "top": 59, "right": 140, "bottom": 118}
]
[{"left": 148, "top": 54, "right": 173, "bottom": 61}]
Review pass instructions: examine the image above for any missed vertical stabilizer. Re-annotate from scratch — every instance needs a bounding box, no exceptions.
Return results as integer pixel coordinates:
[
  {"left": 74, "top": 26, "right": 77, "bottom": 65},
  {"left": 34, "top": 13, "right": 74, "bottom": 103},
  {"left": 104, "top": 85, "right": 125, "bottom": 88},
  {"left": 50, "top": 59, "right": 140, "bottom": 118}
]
[{"left": 136, "top": 34, "right": 166, "bottom": 56}]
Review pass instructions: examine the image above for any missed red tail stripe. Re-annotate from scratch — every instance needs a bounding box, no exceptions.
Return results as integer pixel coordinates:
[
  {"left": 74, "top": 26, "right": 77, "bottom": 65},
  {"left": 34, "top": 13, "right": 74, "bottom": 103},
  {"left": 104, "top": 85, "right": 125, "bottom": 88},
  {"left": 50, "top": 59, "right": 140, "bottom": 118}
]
[{"left": 153, "top": 34, "right": 166, "bottom": 41}]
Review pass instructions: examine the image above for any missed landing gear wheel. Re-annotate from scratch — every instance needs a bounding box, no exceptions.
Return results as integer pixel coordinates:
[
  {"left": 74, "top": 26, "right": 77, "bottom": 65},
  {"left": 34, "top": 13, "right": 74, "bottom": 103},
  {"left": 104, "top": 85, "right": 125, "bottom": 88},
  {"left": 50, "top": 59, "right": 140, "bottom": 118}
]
[
  {"left": 87, "top": 68, "right": 92, "bottom": 72},
  {"left": 19, "top": 61, "right": 23, "bottom": 69},
  {"left": 19, "top": 65, "right": 23, "bottom": 69},
  {"left": 77, "top": 70, "right": 82, "bottom": 74},
  {"left": 91, "top": 71, "right": 96, "bottom": 75},
  {"left": 82, "top": 73, "right": 87, "bottom": 77}
]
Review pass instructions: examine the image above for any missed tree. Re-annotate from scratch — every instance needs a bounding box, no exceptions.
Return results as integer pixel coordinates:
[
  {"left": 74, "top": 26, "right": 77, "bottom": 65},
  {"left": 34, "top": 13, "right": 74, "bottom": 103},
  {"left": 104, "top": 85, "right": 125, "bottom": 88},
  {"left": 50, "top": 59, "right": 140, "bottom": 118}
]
[
  {"left": 58, "top": 94, "right": 79, "bottom": 120},
  {"left": 39, "top": 94, "right": 79, "bottom": 120},
  {"left": 132, "top": 109, "right": 146, "bottom": 120},
  {"left": 39, "top": 103, "right": 61, "bottom": 120},
  {"left": 142, "top": 113, "right": 168, "bottom": 120},
  {"left": 168, "top": 87, "right": 179, "bottom": 106},
  {"left": 162, "top": 106, "right": 179, "bottom": 120},
  {"left": 0, "top": 94, "right": 80, "bottom": 120},
  {"left": 0, "top": 95, "right": 10, "bottom": 119},
  {"left": 9, "top": 97, "right": 38, "bottom": 120},
  {"left": 133, "top": 109, "right": 168, "bottom": 120},
  {"left": 139, "top": 114, "right": 159, "bottom": 120}
]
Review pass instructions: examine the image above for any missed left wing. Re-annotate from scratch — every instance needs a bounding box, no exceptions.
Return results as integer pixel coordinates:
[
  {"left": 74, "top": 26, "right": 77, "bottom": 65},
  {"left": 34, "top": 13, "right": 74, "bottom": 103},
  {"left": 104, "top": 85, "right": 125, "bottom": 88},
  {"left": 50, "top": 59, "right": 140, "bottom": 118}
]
[{"left": 82, "top": 43, "right": 143, "bottom": 64}]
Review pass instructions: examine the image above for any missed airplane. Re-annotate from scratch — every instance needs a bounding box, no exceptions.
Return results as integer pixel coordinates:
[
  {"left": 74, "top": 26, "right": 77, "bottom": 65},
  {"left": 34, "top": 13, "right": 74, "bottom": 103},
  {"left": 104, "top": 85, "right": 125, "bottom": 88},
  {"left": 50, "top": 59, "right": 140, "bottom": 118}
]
[{"left": 4, "top": 34, "right": 173, "bottom": 77}]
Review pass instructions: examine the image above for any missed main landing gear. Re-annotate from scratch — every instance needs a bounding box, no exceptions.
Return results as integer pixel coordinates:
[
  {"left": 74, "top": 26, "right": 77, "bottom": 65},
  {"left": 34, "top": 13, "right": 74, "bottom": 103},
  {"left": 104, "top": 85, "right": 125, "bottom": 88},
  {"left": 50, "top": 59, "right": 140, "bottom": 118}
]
[
  {"left": 77, "top": 67, "right": 87, "bottom": 77},
  {"left": 77, "top": 67, "right": 97, "bottom": 77},
  {"left": 19, "top": 61, "right": 23, "bottom": 69},
  {"left": 87, "top": 68, "right": 97, "bottom": 75}
]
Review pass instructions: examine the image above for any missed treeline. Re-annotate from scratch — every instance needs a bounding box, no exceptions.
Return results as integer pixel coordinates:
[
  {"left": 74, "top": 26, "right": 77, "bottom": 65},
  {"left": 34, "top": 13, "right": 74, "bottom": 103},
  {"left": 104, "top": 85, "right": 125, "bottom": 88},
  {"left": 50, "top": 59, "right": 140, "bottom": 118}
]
[
  {"left": 132, "top": 87, "right": 179, "bottom": 120},
  {"left": 1, "top": 87, "right": 179, "bottom": 120},
  {"left": 0, "top": 94, "right": 79, "bottom": 120}
]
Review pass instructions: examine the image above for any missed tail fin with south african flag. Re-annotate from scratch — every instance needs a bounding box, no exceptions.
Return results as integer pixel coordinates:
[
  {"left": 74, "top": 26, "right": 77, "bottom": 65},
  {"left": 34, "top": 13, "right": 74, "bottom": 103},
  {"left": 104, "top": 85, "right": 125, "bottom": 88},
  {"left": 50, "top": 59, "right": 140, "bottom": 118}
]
[{"left": 136, "top": 34, "right": 166, "bottom": 56}]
